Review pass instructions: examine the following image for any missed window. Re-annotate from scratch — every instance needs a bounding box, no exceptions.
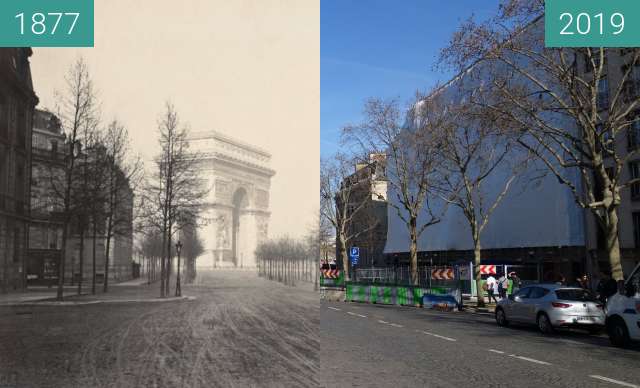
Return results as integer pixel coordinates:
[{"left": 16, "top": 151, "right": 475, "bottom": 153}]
[
  {"left": 628, "top": 115, "right": 640, "bottom": 150},
  {"left": 584, "top": 49, "right": 606, "bottom": 73},
  {"left": 633, "top": 212, "right": 640, "bottom": 248},
  {"left": 529, "top": 287, "right": 550, "bottom": 299},
  {"left": 597, "top": 77, "right": 609, "bottom": 110},
  {"left": 598, "top": 123, "right": 614, "bottom": 153},
  {"left": 514, "top": 287, "right": 531, "bottom": 299},
  {"left": 555, "top": 289, "right": 597, "bottom": 302},
  {"left": 13, "top": 228, "right": 20, "bottom": 263},
  {"left": 630, "top": 161, "right": 640, "bottom": 200}
]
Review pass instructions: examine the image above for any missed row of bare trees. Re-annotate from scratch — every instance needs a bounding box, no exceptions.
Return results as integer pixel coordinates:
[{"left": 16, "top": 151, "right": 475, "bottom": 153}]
[
  {"left": 50, "top": 58, "right": 141, "bottom": 301},
  {"left": 136, "top": 221, "right": 204, "bottom": 288},
  {"left": 256, "top": 233, "right": 320, "bottom": 290},
  {"left": 137, "top": 103, "right": 208, "bottom": 298},
  {"left": 323, "top": 0, "right": 640, "bottom": 306}
]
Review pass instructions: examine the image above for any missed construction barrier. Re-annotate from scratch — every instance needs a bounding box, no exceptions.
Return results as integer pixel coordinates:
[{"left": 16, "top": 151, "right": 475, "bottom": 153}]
[
  {"left": 345, "top": 284, "right": 428, "bottom": 307},
  {"left": 320, "top": 270, "right": 345, "bottom": 288}
]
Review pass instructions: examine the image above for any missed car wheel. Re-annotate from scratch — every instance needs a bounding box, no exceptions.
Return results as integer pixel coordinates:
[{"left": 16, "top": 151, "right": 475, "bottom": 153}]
[
  {"left": 537, "top": 313, "right": 554, "bottom": 334},
  {"left": 607, "top": 317, "right": 630, "bottom": 348},
  {"left": 495, "top": 308, "right": 509, "bottom": 327}
]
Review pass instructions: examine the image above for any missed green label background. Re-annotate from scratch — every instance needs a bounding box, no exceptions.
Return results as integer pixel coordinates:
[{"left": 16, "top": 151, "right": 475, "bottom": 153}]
[
  {"left": 545, "top": 0, "right": 640, "bottom": 47},
  {"left": 0, "top": 0, "right": 94, "bottom": 47}
]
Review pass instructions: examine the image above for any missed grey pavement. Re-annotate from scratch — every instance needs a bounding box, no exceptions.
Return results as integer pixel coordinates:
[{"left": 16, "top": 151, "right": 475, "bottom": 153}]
[
  {"left": 0, "top": 270, "right": 319, "bottom": 387},
  {"left": 320, "top": 300, "right": 640, "bottom": 388}
]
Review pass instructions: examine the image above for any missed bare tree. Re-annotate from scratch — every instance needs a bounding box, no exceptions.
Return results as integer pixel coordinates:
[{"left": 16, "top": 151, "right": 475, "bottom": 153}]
[
  {"left": 144, "top": 103, "right": 207, "bottom": 297},
  {"left": 432, "top": 92, "right": 525, "bottom": 306},
  {"left": 102, "top": 120, "right": 141, "bottom": 292},
  {"left": 440, "top": 0, "right": 640, "bottom": 282},
  {"left": 320, "top": 154, "right": 378, "bottom": 280},
  {"left": 180, "top": 222, "right": 204, "bottom": 284},
  {"left": 342, "top": 96, "right": 444, "bottom": 285},
  {"left": 53, "top": 58, "right": 99, "bottom": 300}
]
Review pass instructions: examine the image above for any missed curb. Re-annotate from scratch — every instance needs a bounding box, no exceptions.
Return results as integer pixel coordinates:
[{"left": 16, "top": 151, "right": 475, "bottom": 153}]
[{"left": 6, "top": 295, "right": 196, "bottom": 307}]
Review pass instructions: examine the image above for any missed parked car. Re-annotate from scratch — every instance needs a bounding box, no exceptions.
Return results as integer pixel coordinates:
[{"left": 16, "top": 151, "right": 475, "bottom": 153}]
[
  {"left": 495, "top": 283, "right": 605, "bottom": 334},
  {"left": 605, "top": 262, "right": 640, "bottom": 348}
]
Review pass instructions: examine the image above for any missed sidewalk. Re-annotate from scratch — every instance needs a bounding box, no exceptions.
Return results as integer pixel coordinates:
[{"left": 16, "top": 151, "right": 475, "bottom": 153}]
[{"left": 0, "top": 277, "right": 191, "bottom": 306}]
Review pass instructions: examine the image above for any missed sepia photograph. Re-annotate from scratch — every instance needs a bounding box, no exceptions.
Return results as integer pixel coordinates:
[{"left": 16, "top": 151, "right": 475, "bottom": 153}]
[{"left": 0, "top": 1, "right": 318, "bottom": 387}]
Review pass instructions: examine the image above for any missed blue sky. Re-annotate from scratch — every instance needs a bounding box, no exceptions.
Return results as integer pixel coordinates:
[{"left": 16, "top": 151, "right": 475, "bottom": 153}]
[{"left": 321, "top": 0, "right": 500, "bottom": 157}]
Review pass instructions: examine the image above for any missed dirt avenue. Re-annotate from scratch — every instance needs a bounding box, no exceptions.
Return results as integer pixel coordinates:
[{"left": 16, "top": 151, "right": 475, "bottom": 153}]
[{"left": 0, "top": 271, "right": 319, "bottom": 388}]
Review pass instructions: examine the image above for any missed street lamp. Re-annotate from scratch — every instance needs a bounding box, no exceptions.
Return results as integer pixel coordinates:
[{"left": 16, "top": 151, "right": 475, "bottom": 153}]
[{"left": 175, "top": 240, "right": 183, "bottom": 297}]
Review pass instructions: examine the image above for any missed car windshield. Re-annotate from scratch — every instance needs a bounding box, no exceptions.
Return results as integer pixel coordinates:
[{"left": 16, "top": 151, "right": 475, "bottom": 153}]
[{"left": 555, "top": 289, "right": 597, "bottom": 302}]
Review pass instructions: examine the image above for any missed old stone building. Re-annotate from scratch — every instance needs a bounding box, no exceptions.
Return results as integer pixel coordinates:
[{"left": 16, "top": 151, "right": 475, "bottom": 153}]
[
  {"left": 336, "top": 153, "right": 388, "bottom": 268},
  {"left": 27, "top": 109, "right": 134, "bottom": 285},
  {"left": 0, "top": 48, "right": 38, "bottom": 292},
  {"left": 189, "top": 131, "right": 274, "bottom": 269},
  {"left": 27, "top": 109, "right": 65, "bottom": 285}
]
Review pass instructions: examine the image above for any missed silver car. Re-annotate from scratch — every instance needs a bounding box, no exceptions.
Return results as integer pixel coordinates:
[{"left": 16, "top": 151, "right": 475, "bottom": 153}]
[{"left": 494, "top": 284, "right": 606, "bottom": 334}]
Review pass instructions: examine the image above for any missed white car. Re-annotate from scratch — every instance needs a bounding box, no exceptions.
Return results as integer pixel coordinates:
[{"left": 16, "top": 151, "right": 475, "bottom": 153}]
[{"left": 606, "top": 262, "right": 640, "bottom": 347}]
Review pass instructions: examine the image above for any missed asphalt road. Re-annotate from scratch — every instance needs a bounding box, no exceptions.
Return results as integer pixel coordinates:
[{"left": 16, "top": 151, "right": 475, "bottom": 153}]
[
  {"left": 0, "top": 271, "right": 319, "bottom": 388},
  {"left": 320, "top": 300, "right": 640, "bottom": 388}
]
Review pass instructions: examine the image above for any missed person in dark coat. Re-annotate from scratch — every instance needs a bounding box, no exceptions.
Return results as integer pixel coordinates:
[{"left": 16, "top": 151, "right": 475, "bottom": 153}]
[{"left": 596, "top": 271, "right": 618, "bottom": 303}]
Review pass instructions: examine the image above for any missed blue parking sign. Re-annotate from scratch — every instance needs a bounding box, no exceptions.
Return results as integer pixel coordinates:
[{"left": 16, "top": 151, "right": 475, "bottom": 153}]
[{"left": 349, "top": 247, "right": 359, "bottom": 265}]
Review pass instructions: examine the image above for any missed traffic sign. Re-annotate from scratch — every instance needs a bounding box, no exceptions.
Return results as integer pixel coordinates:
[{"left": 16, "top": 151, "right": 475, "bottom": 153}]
[
  {"left": 480, "top": 265, "right": 496, "bottom": 275},
  {"left": 431, "top": 268, "right": 454, "bottom": 280},
  {"left": 349, "top": 247, "right": 359, "bottom": 265}
]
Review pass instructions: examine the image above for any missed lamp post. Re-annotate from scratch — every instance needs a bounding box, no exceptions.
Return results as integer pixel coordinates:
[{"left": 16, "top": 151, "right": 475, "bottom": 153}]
[{"left": 175, "top": 240, "right": 183, "bottom": 297}]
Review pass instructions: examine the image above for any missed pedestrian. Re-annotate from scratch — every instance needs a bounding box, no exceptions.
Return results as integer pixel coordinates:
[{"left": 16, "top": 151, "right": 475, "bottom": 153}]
[
  {"left": 596, "top": 271, "right": 618, "bottom": 304},
  {"left": 509, "top": 272, "right": 521, "bottom": 295},
  {"left": 498, "top": 274, "right": 508, "bottom": 299},
  {"left": 576, "top": 274, "right": 590, "bottom": 290},
  {"left": 486, "top": 274, "right": 498, "bottom": 304}
]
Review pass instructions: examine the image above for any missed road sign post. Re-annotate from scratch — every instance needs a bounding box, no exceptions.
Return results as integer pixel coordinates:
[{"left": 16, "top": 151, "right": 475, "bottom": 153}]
[{"left": 349, "top": 247, "right": 359, "bottom": 281}]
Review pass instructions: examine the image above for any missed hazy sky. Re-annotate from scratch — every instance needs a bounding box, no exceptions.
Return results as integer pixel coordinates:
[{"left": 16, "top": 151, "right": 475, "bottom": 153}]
[
  {"left": 321, "top": 0, "right": 499, "bottom": 157},
  {"left": 30, "top": 0, "right": 320, "bottom": 239}
]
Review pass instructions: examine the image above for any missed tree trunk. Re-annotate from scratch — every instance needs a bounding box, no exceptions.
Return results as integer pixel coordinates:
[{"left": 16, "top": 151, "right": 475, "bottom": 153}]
[
  {"left": 165, "top": 224, "right": 172, "bottom": 296},
  {"left": 77, "top": 228, "right": 84, "bottom": 295},
  {"left": 473, "top": 238, "right": 485, "bottom": 308},
  {"left": 104, "top": 231, "right": 112, "bottom": 293},
  {"left": 57, "top": 223, "right": 69, "bottom": 300},
  {"left": 409, "top": 216, "right": 418, "bottom": 286},
  {"left": 160, "top": 232, "right": 166, "bottom": 297},
  {"left": 91, "top": 221, "right": 98, "bottom": 294},
  {"left": 605, "top": 207, "right": 624, "bottom": 282},
  {"left": 339, "top": 237, "right": 349, "bottom": 281}
]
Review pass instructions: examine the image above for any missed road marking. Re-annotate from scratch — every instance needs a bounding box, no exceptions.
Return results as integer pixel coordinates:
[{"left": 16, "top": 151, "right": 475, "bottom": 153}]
[
  {"left": 509, "top": 354, "right": 551, "bottom": 366},
  {"left": 420, "top": 330, "right": 456, "bottom": 342},
  {"left": 389, "top": 323, "right": 403, "bottom": 328},
  {"left": 378, "top": 320, "right": 389, "bottom": 324},
  {"left": 347, "top": 312, "right": 367, "bottom": 318},
  {"left": 589, "top": 375, "right": 639, "bottom": 388},
  {"left": 488, "top": 349, "right": 505, "bottom": 354},
  {"left": 327, "top": 307, "right": 341, "bottom": 311}
]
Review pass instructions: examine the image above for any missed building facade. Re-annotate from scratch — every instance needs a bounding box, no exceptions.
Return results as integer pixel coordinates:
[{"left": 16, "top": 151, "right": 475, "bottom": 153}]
[
  {"left": 336, "top": 154, "right": 388, "bottom": 269},
  {"left": 28, "top": 109, "right": 135, "bottom": 286},
  {"left": 0, "top": 48, "right": 38, "bottom": 292},
  {"left": 28, "top": 109, "right": 65, "bottom": 285},
  {"left": 383, "top": 37, "right": 640, "bottom": 283}
]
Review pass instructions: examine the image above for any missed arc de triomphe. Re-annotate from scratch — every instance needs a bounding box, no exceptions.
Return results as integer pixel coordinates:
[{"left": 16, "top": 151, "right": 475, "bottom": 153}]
[{"left": 189, "top": 131, "right": 275, "bottom": 269}]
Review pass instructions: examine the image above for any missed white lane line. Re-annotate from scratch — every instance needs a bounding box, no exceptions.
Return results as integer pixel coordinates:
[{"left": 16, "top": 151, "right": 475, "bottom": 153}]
[
  {"left": 327, "top": 307, "right": 341, "bottom": 311},
  {"left": 347, "top": 312, "right": 367, "bottom": 318},
  {"left": 488, "top": 349, "right": 505, "bottom": 354},
  {"left": 509, "top": 354, "right": 551, "bottom": 366},
  {"left": 589, "top": 375, "right": 639, "bottom": 388},
  {"left": 378, "top": 320, "right": 389, "bottom": 324},
  {"left": 420, "top": 330, "right": 457, "bottom": 342},
  {"left": 389, "top": 323, "right": 404, "bottom": 328}
]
